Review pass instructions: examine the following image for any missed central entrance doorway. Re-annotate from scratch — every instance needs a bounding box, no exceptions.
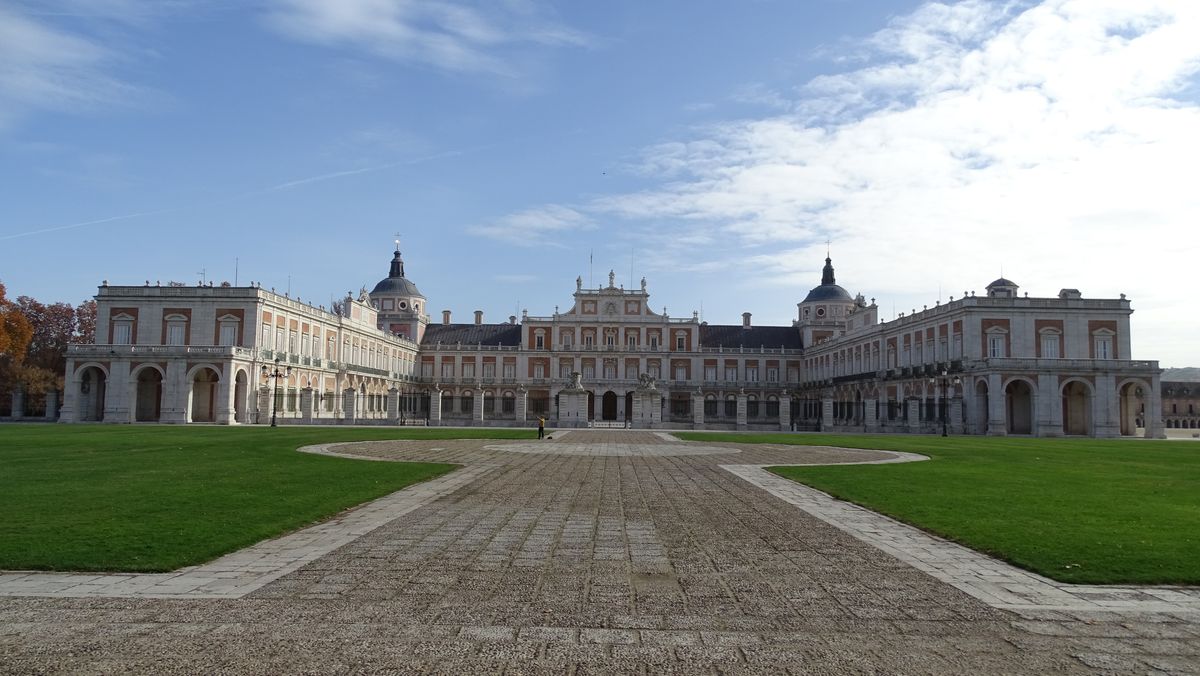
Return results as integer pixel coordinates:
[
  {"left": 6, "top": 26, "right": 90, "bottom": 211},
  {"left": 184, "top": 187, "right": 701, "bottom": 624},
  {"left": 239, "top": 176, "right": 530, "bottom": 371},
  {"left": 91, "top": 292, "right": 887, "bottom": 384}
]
[{"left": 602, "top": 390, "right": 618, "bottom": 421}]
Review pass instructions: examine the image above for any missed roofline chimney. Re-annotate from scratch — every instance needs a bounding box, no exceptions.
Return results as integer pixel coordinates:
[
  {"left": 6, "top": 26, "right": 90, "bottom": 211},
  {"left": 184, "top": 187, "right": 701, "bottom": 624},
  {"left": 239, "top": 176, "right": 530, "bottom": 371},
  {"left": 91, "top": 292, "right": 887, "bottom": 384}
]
[
  {"left": 509, "top": 315, "right": 517, "bottom": 325},
  {"left": 442, "top": 310, "right": 451, "bottom": 325},
  {"left": 474, "top": 310, "right": 483, "bottom": 325},
  {"left": 742, "top": 312, "right": 752, "bottom": 329}
]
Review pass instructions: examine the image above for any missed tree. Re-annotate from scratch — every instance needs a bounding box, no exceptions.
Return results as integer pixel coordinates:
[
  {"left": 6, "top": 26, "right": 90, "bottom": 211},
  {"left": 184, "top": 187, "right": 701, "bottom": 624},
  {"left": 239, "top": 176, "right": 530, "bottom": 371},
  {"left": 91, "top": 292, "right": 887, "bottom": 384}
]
[
  {"left": 0, "top": 281, "right": 33, "bottom": 363},
  {"left": 17, "top": 296, "right": 77, "bottom": 377},
  {"left": 74, "top": 299, "right": 96, "bottom": 345}
]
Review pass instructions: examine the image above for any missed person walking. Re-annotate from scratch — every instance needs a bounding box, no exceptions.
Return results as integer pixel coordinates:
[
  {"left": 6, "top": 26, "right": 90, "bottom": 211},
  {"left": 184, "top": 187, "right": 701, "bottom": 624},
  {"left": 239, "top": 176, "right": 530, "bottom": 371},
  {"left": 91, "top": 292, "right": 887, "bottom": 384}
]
[{"left": 537, "top": 416, "right": 546, "bottom": 439}]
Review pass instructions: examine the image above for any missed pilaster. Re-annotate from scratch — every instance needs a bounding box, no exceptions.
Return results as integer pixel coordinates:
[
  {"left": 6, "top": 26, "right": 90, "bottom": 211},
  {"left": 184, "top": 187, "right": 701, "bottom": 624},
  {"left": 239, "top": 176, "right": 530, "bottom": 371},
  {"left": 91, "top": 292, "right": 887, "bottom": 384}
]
[
  {"left": 342, "top": 388, "right": 356, "bottom": 422},
  {"left": 778, "top": 393, "right": 791, "bottom": 431},
  {"left": 736, "top": 391, "right": 748, "bottom": 431},
  {"left": 987, "top": 373, "right": 1006, "bottom": 435},
  {"left": 387, "top": 387, "right": 400, "bottom": 423},
  {"left": 429, "top": 386, "right": 443, "bottom": 426}
]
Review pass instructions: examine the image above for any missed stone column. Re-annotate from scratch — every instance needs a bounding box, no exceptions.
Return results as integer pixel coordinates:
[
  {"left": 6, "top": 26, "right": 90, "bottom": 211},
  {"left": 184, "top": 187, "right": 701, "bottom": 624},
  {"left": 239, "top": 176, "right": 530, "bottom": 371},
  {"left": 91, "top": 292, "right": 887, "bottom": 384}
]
[
  {"left": 1094, "top": 374, "right": 1120, "bottom": 438},
  {"left": 473, "top": 389, "right": 485, "bottom": 425},
  {"left": 1036, "top": 373, "right": 1060, "bottom": 437},
  {"left": 736, "top": 390, "right": 748, "bottom": 431},
  {"left": 987, "top": 373, "right": 1006, "bottom": 435},
  {"left": 45, "top": 389, "right": 59, "bottom": 421},
  {"left": 342, "top": 388, "right": 356, "bottom": 422},
  {"left": 821, "top": 397, "right": 833, "bottom": 430},
  {"left": 215, "top": 368, "right": 234, "bottom": 425},
  {"left": 59, "top": 358, "right": 78, "bottom": 423},
  {"left": 387, "top": 387, "right": 400, "bottom": 424},
  {"left": 692, "top": 389, "right": 705, "bottom": 429},
  {"left": 949, "top": 397, "right": 963, "bottom": 434},
  {"left": 161, "top": 361, "right": 188, "bottom": 424},
  {"left": 559, "top": 390, "right": 587, "bottom": 428},
  {"left": 1145, "top": 373, "right": 1165, "bottom": 439},
  {"left": 429, "top": 386, "right": 443, "bottom": 426},
  {"left": 11, "top": 388, "right": 25, "bottom": 420},
  {"left": 514, "top": 385, "right": 527, "bottom": 424},
  {"left": 255, "top": 386, "right": 270, "bottom": 424},
  {"left": 104, "top": 360, "right": 132, "bottom": 423},
  {"left": 863, "top": 398, "right": 877, "bottom": 430},
  {"left": 778, "top": 394, "right": 791, "bottom": 432},
  {"left": 300, "top": 388, "right": 314, "bottom": 424}
]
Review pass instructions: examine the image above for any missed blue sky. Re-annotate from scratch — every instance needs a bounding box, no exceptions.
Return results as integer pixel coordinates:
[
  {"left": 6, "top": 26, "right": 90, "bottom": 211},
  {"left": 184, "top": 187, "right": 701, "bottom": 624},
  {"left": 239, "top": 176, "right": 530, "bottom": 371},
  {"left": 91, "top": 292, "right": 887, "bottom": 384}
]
[{"left": 2, "top": 0, "right": 1198, "bottom": 366}]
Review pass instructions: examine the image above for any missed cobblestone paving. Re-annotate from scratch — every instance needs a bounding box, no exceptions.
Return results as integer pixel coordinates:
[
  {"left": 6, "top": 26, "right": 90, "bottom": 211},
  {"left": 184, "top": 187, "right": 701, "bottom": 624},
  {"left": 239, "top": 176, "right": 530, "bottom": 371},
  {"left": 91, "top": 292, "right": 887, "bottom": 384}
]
[{"left": 1, "top": 431, "right": 1198, "bottom": 674}]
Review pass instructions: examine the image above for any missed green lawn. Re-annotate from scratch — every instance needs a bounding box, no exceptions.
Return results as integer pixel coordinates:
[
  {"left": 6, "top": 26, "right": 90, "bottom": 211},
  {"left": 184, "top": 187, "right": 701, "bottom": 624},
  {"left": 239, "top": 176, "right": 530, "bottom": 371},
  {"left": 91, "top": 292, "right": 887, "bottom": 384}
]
[
  {"left": 677, "top": 432, "right": 1200, "bottom": 585},
  {"left": 0, "top": 425, "right": 528, "bottom": 573}
]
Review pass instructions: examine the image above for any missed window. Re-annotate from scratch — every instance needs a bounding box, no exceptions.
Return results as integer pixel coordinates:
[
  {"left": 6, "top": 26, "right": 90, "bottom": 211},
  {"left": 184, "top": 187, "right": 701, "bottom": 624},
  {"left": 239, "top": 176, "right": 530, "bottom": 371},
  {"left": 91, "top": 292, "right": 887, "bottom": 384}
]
[
  {"left": 535, "top": 333, "right": 545, "bottom": 349},
  {"left": 275, "top": 330, "right": 285, "bottom": 352},
  {"left": 261, "top": 324, "right": 271, "bottom": 348},
  {"left": 627, "top": 335, "right": 637, "bottom": 348},
  {"left": 583, "top": 365, "right": 595, "bottom": 379},
  {"left": 1094, "top": 335, "right": 1112, "bottom": 359},
  {"left": 649, "top": 335, "right": 659, "bottom": 349},
  {"left": 606, "top": 334, "right": 615, "bottom": 347},
  {"left": 766, "top": 368, "right": 779, "bottom": 382},
  {"left": 705, "top": 366, "right": 717, "bottom": 381},
  {"left": 463, "top": 363, "right": 475, "bottom": 379},
  {"left": 747, "top": 367, "right": 759, "bottom": 382},
  {"left": 219, "top": 323, "right": 238, "bottom": 346},
  {"left": 647, "top": 363, "right": 660, "bottom": 379},
  {"left": 483, "top": 363, "right": 495, "bottom": 378},
  {"left": 604, "top": 364, "right": 616, "bottom": 379},
  {"left": 422, "top": 363, "right": 434, "bottom": 378},
  {"left": 675, "top": 334, "right": 685, "bottom": 350},
  {"left": 562, "top": 334, "right": 572, "bottom": 349},
  {"left": 289, "top": 331, "right": 297, "bottom": 354},
  {"left": 166, "top": 317, "right": 186, "bottom": 346},
  {"left": 533, "top": 364, "right": 545, "bottom": 379},
  {"left": 503, "top": 363, "right": 515, "bottom": 379},
  {"left": 1041, "top": 333, "right": 1060, "bottom": 359},
  {"left": 584, "top": 334, "right": 594, "bottom": 347},
  {"left": 988, "top": 335, "right": 1006, "bottom": 358},
  {"left": 725, "top": 366, "right": 738, "bottom": 381},
  {"left": 560, "top": 364, "right": 571, "bottom": 378},
  {"left": 441, "top": 363, "right": 454, "bottom": 378},
  {"left": 724, "top": 397, "right": 737, "bottom": 418},
  {"left": 461, "top": 394, "right": 473, "bottom": 414},
  {"left": 113, "top": 319, "right": 133, "bottom": 345},
  {"left": 747, "top": 399, "right": 759, "bottom": 417},
  {"left": 766, "top": 399, "right": 780, "bottom": 417},
  {"left": 674, "top": 366, "right": 686, "bottom": 381}
]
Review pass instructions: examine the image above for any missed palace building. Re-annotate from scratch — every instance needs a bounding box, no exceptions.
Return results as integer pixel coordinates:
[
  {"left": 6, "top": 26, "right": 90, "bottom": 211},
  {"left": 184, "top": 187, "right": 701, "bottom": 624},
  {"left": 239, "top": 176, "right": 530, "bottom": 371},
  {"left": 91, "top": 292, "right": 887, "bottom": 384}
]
[{"left": 59, "top": 245, "right": 1165, "bottom": 438}]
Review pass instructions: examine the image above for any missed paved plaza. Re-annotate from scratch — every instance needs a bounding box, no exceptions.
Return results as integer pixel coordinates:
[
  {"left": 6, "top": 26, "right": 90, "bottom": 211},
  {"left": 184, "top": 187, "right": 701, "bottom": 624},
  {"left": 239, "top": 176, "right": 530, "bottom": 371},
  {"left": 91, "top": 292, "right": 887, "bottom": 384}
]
[{"left": 1, "top": 431, "right": 1198, "bottom": 674}]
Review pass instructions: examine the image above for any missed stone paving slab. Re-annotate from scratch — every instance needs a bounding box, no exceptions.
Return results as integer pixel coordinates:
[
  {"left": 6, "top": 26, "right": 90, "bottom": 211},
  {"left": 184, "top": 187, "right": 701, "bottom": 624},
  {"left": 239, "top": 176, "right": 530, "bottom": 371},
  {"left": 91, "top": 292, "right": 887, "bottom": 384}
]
[{"left": 1, "top": 430, "right": 1197, "bottom": 673}]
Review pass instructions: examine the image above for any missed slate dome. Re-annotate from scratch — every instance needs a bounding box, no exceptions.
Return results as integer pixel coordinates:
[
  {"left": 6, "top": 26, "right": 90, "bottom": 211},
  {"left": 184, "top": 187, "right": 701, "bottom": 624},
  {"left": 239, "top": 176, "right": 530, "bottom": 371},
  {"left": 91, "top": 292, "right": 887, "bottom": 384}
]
[{"left": 371, "top": 249, "right": 424, "bottom": 298}]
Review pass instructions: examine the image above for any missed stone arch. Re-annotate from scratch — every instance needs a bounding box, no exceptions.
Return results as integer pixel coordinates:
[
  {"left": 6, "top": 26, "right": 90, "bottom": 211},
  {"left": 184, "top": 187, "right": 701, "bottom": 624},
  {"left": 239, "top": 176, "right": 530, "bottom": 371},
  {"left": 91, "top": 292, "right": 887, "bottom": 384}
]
[
  {"left": 233, "top": 368, "right": 250, "bottom": 423},
  {"left": 1116, "top": 378, "right": 1150, "bottom": 437},
  {"left": 1061, "top": 379, "right": 1094, "bottom": 436},
  {"left": 75, "top": 363, "right": 108, "bottom": 422},
  {"left": 1003, "top": 378, "right": 1035, "bottom": 435},
  {"left": 131, "top": 364, "right": 164, "bottom": 422},
  {"left": 188, "top": 365, "right": 221, "bottom": 423}
]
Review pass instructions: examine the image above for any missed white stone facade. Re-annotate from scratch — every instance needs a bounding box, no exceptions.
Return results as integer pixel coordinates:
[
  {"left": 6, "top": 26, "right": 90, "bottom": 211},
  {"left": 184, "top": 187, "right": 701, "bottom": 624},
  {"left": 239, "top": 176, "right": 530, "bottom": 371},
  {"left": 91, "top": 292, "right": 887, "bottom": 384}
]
[{"left": 59, "top": 249, "right": 1163, "bottom": 437}]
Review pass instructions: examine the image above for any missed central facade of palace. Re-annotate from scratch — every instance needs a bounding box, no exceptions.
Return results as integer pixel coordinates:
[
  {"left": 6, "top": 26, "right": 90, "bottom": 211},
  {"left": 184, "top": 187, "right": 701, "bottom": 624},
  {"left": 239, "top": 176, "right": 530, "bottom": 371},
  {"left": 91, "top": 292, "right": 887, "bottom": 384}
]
[{"left": 59, "top": 246, "right": 1165, "bottom": 437}]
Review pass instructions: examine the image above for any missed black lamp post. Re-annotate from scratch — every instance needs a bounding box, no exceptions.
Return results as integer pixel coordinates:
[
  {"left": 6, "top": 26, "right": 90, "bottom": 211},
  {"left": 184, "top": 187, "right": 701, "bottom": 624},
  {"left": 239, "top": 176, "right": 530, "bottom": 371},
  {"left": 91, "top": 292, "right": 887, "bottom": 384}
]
[
  {"left": 261, "top": 357, "right": 291, "bottom": 427},
  {"left": 929, "top": 370, "right": 962, "bottom": 437}
]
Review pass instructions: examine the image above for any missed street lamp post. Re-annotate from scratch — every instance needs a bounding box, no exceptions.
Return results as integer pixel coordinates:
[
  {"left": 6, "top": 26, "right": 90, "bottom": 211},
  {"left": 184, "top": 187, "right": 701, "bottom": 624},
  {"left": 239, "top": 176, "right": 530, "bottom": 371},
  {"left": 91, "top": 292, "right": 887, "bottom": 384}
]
[
  {"left": 261, "top": 357, "right": 291, "bottom": 428},
  {"left": 929, "top": 370, "right": 962, "bottom": 437}
]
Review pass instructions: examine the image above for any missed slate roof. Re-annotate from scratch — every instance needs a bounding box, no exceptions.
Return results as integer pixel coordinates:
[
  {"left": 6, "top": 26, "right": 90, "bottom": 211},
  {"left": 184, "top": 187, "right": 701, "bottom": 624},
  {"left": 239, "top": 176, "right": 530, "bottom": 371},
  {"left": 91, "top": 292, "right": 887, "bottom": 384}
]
[
  {"left": 421, "top": 323, "right": 523, "bottom": 347},
  {"left": 700, "top": 325, "right": 802, "bottom": 350}
]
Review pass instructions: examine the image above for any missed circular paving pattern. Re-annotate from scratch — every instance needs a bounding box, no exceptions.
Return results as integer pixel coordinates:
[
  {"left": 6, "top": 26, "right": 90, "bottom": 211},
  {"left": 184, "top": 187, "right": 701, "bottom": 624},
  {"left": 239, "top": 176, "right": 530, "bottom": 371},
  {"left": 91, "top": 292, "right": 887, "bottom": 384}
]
[{"left": 484, "top": 442, "right": 738, "bottom": 457}]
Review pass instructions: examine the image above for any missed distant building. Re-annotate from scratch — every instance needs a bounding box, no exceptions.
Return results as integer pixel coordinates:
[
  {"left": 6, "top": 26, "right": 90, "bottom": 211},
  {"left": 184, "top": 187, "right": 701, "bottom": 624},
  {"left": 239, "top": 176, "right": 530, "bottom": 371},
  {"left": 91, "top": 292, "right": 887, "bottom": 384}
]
[
  {"left": 1162, "top": 382, "right": 1200, "bottom": 430},
  {"left": 59, "top": 246, "right": 1164, "bottom": 437}
]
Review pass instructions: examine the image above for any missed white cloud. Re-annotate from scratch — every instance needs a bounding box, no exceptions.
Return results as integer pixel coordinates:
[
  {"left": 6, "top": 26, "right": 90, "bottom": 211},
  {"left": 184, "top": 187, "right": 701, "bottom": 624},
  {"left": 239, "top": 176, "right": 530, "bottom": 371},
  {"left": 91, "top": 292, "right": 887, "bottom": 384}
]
[
  {"left": 0, "top": 5, "right": 129, "bottom": 128},
  {"left": 263, "top": 0, "right": 589, "bottom": 76},
  {"left": 546, "top": 0, "right": 1200, "bottom": 365},
  {"left": 469, "top": 205, "right": 592, "bottom": 246}
]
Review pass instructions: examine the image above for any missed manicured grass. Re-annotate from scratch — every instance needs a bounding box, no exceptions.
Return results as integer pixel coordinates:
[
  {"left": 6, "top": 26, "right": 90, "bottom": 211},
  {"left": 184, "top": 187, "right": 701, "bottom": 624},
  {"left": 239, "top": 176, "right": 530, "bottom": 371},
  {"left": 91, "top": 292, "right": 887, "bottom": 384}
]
[
  {"left": 0, "top": 425, "right": 528, "bottom": 573},
  {"left": 677, "top": 432, "right": 1200, "bottom": 585}
]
